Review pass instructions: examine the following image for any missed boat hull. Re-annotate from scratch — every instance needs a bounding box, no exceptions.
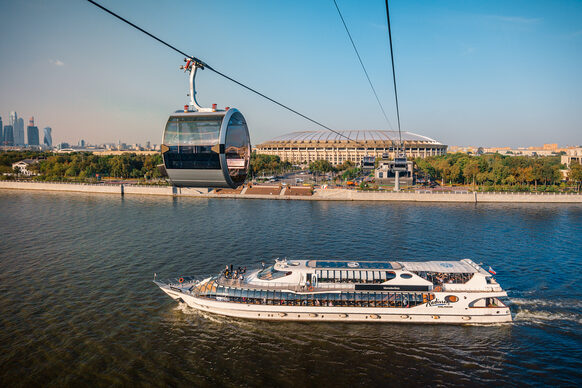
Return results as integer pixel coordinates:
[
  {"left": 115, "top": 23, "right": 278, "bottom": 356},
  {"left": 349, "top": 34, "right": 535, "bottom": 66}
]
[{"left": 165, "top": 287, "right": 512, "bottom": 324}]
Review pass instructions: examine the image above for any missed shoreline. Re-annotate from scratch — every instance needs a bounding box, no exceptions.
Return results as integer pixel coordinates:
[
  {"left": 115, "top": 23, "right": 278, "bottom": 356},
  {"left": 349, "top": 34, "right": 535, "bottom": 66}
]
[{"left": 1, "top": 181, "right": 581, "bottom": 203}]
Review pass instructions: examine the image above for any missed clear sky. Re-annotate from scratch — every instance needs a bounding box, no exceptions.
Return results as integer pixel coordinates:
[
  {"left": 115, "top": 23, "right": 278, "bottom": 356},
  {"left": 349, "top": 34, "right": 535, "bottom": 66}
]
[{"left": 1, "top": 0, "right": 581, "bottom": 147}]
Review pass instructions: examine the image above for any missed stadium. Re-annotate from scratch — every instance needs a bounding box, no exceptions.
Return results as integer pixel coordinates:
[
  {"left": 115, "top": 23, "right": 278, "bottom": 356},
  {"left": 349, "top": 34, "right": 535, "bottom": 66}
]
[{"left": 254, "top": 130, "right": 447, "bottom": 166}]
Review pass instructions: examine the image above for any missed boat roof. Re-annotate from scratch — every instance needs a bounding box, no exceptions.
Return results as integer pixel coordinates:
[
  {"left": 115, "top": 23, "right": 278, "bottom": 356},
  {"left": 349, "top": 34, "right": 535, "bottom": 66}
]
[
  {"left": 399, "top": 260, "right": 481, "bottom": 274},
  {"left": 306, "top": 260, "right": 401, "bottom": 270},
  {"left": 277, "top": 259, "right": 485, "bottom": 274}
]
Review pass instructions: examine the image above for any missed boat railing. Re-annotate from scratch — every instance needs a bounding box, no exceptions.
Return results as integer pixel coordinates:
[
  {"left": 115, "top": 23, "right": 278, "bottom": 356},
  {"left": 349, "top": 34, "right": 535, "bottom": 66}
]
[
  {"left": 161, "top": 275, "right": 208, "bottom": 288},
  {"left": 217, "top": 276, "right": 352, "bottom": 292}
]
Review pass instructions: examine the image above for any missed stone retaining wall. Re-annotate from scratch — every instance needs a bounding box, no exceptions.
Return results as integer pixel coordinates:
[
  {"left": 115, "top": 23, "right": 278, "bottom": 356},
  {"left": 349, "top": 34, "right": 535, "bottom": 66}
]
[{"left": 1, "top": 181, "right": 581, "bottom": 203}]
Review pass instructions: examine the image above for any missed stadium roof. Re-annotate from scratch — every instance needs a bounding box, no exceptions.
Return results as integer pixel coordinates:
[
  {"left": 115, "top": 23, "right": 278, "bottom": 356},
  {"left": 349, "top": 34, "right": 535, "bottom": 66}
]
[{"left": 266, "top": 130, "right": 441, "bottom": 144}]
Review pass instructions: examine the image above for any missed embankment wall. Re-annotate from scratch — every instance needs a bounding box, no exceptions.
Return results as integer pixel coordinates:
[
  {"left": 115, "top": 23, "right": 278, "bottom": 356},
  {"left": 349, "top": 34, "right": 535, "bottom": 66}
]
[{"left": 1, "top": 181, "right": 581, "bottom": 203}]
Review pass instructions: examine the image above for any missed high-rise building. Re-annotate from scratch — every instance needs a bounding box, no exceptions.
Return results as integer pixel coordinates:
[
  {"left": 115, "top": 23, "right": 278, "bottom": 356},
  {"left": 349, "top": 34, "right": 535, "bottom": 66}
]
[
  {"left": 27, "top": 117, "right": 39, "bottom": 146},
  {"left": 9, "top": 111, "right": 17, "bottom": 126},
  {"left": 0, "top": 116, "right": 3, "bottom": 144},
  {"left": 43, "top": 127, "right": 52, "bottom": 147},
  {"left": 3, "top": 125, "right": 14, "bottom": 146},
  {"left": 15, "top": 117, "right": 25, "bottom": 145}
]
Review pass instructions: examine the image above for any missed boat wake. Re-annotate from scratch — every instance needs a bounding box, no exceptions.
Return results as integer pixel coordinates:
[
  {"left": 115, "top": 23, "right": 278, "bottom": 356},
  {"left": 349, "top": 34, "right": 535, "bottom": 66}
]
[
  {"left": 512, "top": 309, "right": 582, "bottom": 325},
  {"left": 509, "top": 297, "right": 581, "bottom": 309}
]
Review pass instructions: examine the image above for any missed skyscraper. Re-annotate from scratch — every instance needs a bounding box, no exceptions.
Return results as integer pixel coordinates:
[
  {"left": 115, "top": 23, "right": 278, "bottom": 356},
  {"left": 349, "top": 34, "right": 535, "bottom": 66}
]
[
  {"left": 15, "top": 117, "right": 25, "bottom": 145},
  {"left": 9, "top": 111, "right": 17, "bottom": 126},
  {"left": 43, "top": 127, "right": 52, "bottom": 147},
  {"left": 0, "top": 116, "right": 3, "bottom": 145},
  {"left": 27, "top": 117, "right": 39, "bottom": 146},
  {"left": 3, "top": 125, "right": 14, "bottom": 146},
  {"left": 8, "top": 111, "right": 24, "bottom": 145}
]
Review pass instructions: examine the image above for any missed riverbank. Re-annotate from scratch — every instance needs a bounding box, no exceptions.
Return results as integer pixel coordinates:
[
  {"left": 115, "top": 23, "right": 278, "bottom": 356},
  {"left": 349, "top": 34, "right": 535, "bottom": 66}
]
[{"left": 2, "top": 181, "right": 581, "bottom": 203}]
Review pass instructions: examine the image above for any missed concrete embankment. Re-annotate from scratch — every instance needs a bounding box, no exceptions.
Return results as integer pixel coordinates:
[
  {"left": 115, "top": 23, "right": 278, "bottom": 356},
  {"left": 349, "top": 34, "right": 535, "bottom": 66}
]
[{"left": 1, "top": 181, "right": 581, "bottom": 203}]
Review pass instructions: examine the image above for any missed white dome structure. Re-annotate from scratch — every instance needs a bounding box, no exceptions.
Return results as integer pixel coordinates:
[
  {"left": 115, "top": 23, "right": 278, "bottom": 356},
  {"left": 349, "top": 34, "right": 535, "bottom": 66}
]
[{"left": 255, "top": 130, "right": 447, "bottom": 166}]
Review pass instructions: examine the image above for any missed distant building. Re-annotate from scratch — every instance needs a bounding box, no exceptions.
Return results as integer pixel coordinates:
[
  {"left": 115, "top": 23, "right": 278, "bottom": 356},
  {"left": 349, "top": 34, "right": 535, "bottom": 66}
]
[
  {"left": 12, "top": 159, "right": 39, "bottom": 176},
  {"left": 9, "top": 112, "right": 24, "bottom": 146},
  {"left": 43, "top": 127, "right": 52, "bottom": 147},
  {"left": 255, "top": 130, "right": 446, "bottom": 166},
  {"left": 0, "top": 116, "right": 3, "bottom": 144},
  {"left": 9, "top": 111, "right": 16, "bottom": 126},
  {"left": 15, "top": 117, "right": 25, "bottom": 146},
  {"left": 3, "top": 125, "right": 14, "bottom": 146},
  {"left": 450, "top": 143, "right": 575, "bottom": 157},
  {"left": 561, "top": 148, "right": 582, "bottom": 168},
  {"left": 27, "top": 117, "right": 39, "bottom": 146},
  {"left": 375, "top": 156, "right": 414, "bottom": 186},
  {"left": 361, "top": 156, "right": 375, "bottom": 170}
]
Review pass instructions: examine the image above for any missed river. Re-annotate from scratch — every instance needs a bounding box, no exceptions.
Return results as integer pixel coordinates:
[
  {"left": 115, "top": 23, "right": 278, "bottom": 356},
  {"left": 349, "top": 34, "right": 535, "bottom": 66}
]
[{"left": 0, "top": 191, "right": 580, "bottom": 387}]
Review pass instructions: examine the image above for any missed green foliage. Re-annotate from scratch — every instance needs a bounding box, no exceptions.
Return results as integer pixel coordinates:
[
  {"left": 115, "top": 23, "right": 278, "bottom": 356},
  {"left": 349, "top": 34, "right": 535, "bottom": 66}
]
[
  {"left": 1, "top": 151, "right": 163, "bottom": 181},
  {"left": 250, "top": 153, "right": 292, "bottom": 176},
  {"left": 308, "top": 159, "right": 336, "bottom": 174},
  {"left": 569, "top": 163, "right": 582, "bottom": 191},
  {"left": 336, "top": 160, "right": 354, "bottom": 171},
  {"left": 417, "top": 153, "right": 565, "bottom": 190},
  {"left": 341, "top": 167, "right": 360, "bottom": 181}
]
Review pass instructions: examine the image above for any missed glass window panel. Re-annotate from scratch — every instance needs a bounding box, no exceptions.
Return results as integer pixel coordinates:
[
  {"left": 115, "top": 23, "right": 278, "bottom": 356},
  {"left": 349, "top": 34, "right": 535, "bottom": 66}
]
[
  {"left": 225, "top": 112, "right": 250, "bottom": 184},
  {"left": 163, "top": 116, "right": 222, "bottom": 170},
  {"left": 163, "top": 116, "right": 221, "bottom": 146}
]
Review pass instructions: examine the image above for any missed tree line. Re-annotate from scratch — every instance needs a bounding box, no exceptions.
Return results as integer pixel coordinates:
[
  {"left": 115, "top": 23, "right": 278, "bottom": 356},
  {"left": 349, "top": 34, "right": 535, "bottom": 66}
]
[
  {"left": 1, "top": 151, "right": 163, "bottom": 181},
  {"left": 414, "top": 153, "right": 582, "bottom": 191},
  {"left": 2, "top": 151, "right": 581, "bottom": 191}
]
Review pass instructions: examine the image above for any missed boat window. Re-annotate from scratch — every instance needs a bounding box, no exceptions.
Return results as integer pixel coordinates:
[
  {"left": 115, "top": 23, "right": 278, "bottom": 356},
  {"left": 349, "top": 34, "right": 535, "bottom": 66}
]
[
  {"left": 469, "top": 297, "right": 505, "bottom": 308},
  {"left": 385, "top": 271, "right": 396, "bottom": 280},
  {"left": 413, "top": 271, "right": 474, "bottom": 285},
  {"left": 400, "top": 273, "right": 413, "bottom": 279},
  {"left": 257, "top": 265, "right": 292, "bottom": 280}
]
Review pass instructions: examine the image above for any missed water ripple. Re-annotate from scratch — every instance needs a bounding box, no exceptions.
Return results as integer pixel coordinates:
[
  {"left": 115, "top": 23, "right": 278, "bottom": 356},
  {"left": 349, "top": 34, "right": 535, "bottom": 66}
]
[{"left": 0, "top": 192, "right": 581, "bottom": 387}]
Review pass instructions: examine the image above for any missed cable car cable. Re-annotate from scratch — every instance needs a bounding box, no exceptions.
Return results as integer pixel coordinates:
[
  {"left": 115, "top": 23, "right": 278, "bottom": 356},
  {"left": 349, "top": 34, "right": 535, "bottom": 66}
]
[
  {"left": 384, "top": 0, "right": 403, "bottom": 152},
  {"left": 86, "top": 0, "right": 362, "bottom": 145},
  {"left": 332, "top": 0, "right": 394, "bottom": 132}
]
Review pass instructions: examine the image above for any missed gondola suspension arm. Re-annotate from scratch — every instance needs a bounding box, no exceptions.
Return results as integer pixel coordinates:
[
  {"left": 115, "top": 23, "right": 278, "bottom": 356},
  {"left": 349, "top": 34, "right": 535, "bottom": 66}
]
[{"left": 181, "top": 59, "right": 211, "bottom": 112}]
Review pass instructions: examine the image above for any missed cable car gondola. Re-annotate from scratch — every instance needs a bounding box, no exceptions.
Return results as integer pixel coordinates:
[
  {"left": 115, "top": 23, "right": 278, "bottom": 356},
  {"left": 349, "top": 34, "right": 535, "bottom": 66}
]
[{"left": 161, "top": 60, "right": 251, "bottom": 188}]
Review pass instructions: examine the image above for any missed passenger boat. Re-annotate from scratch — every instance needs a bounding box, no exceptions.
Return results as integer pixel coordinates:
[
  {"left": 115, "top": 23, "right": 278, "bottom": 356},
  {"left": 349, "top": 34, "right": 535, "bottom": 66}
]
[{"left": 154, "top": 259, "right": 512, "bottom": 324}]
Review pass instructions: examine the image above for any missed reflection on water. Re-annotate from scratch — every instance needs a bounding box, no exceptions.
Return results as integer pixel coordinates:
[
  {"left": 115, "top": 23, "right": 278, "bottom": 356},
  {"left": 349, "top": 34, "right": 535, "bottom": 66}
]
[{"left": 0, "top": 191, "right": 580, "bottom": 386}]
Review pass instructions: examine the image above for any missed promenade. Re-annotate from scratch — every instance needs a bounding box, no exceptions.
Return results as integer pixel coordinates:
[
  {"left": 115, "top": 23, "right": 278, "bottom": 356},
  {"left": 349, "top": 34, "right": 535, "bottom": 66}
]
[{"left": 1, "top": 181, "right": 581, "bottom": 203}]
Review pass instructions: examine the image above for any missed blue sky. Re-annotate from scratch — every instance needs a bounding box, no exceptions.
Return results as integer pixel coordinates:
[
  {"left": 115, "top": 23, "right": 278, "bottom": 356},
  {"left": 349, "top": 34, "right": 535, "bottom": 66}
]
[{"left": 0, "top": 0, "right": 581, "bottom": 147}]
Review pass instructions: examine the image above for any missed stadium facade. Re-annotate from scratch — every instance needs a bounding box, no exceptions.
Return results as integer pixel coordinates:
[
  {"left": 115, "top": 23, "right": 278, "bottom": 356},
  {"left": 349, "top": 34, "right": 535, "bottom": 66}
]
[{"left": 254, "top": 130, "right": 447, "bottom": 165}]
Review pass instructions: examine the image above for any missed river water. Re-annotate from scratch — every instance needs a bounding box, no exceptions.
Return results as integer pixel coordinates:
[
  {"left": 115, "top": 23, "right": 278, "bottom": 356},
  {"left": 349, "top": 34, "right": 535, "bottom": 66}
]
[{"left": 0, "top": 191, "right": 580, "bottom": 387}]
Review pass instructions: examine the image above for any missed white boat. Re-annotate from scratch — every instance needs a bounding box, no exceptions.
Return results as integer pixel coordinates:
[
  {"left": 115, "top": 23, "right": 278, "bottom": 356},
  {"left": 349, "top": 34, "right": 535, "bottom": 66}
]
[{"left": 154, "top": 259, "right": 512, "bottom": 324}]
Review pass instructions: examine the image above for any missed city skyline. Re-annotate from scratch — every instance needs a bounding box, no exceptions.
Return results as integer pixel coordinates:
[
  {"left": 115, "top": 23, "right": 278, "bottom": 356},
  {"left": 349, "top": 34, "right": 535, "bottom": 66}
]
[
  {"left": 0, "top": 111, "right": 52, "bottom": 147},
  {"left": 1, "top": 0, "right": 581, "bottom": 147},
  {"left": 1, "top": 106, "right": 579, "bottom": 151}
]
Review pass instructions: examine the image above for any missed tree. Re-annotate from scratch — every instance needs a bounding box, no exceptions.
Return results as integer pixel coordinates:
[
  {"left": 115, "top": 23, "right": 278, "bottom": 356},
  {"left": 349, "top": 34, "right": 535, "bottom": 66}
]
[
  {"left": 337, "top": 160, "right": 354, "bottom": 171},
  {"left": 568, "top": 163, "right": 582, "bottom": 191},
  {"left": 433, "top": 159, "right": 450, "bottom": 184},
  {"left": 308, "top": 159, "right": 335, "bottom": 174},
  {"left": 342, "top": 167, "right": 360, "bottom": 181},
  {"left": 463, "top": 159, "right": 480, "bottom": 186}
]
